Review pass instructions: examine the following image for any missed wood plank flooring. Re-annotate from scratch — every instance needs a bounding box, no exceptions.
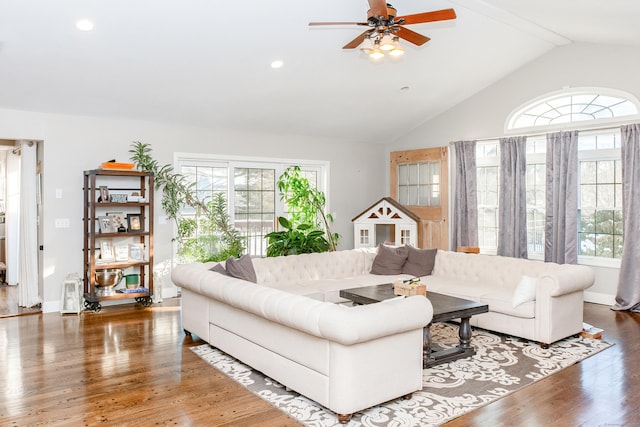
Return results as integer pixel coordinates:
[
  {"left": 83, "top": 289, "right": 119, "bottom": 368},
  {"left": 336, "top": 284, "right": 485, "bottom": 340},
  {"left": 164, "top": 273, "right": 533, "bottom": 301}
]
[
  {"left": 0, "top": 284, "right": 41, "bottom": 317},
  {"left": 0, "top": 299, "right": 637, "bottom": 426}
]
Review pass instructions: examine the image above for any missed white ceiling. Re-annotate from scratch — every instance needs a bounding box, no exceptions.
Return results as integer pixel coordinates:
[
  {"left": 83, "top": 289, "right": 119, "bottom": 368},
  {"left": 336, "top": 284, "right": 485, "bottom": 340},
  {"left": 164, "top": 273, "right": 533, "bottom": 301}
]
[{"left": 0, "top": 0, "right": 638, "bottom": 144}]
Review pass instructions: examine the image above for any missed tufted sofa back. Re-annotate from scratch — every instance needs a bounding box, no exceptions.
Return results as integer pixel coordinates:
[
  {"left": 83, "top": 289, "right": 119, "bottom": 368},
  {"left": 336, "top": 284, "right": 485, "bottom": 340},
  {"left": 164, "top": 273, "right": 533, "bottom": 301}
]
[
  {"left": 252, "top": 248, "right": 378, "bottom": 285},
  {"left": 432, "top": 250, "right": 563, "bottom": 291}
]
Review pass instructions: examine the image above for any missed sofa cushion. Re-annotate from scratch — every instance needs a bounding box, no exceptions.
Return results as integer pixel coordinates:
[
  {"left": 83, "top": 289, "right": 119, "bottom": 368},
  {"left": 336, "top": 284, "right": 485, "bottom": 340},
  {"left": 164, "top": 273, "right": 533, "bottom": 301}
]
[
  {"left": 481, "top": 289, "right": 535, "bottom": 319},
  {"left": 402, "top": 247, "right": 437, "bottom": 277},
  {"left": 225, "top": 255, "right": 257, "bottom": 283},
  {"left": 370, "top": 245, "right": 409, "bottom": 275},
  {"left": 209, "top": 263, "right": 230, "bottom": 276},
  {"left": 512, "top": 275, "right": 537, "bottom": 307}
]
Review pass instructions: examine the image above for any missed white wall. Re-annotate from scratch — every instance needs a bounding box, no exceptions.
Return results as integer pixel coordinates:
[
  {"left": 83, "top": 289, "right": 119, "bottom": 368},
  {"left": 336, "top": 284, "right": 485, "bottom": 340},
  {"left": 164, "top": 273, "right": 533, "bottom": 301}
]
[
  {"left": 0, "top": 109, "right": 386, "bottom": 312},
  {"left": 386, "top": 42, "right": 640, "bottom": 305}
]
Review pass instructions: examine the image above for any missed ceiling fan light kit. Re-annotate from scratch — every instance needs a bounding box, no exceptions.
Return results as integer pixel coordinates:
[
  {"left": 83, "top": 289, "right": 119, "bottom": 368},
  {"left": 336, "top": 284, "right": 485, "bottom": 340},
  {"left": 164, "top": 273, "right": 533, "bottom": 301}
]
[{"left": 309, "top": 0, "right": 456, "bottom": 61}]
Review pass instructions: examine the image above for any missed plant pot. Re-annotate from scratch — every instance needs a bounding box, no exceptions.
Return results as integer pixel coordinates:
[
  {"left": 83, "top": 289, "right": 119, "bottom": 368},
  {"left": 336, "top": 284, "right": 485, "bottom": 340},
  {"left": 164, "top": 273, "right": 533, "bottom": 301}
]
[{"left": 124, "top": 274, "right": 140, "bottom": 289}]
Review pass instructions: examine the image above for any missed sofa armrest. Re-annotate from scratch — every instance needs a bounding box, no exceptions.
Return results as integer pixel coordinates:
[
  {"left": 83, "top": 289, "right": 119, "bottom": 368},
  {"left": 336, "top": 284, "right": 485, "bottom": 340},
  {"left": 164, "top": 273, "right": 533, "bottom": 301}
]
[
  {"left": 318, "top": 296, "right": 433, "bottom": 345},
  {"left": 537, "top": 265, "right": 595, "bottom": 297}
]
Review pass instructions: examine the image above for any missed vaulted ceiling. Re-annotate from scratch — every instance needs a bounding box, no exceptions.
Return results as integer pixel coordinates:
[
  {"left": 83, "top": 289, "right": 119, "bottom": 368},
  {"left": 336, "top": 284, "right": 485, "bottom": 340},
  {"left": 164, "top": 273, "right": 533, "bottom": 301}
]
[{"left": 0, "top": 1, "right": 638, "bottom": 143}]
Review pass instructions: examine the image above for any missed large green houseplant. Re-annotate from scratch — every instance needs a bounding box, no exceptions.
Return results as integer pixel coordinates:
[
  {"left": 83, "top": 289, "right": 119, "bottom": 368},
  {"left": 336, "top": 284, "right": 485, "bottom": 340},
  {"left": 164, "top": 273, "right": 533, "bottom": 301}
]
[
  {"left": 265, "top": 217, "right": 330, "bottom": 257},
  {"left": 276, "top": 165, "right": 339, "bottom": 251},
  {"left": 266, "top": 166, "right": 339, "bottom": 257},
  {"left": 129, "top": 141, "right": 244, "bottom": 262}
]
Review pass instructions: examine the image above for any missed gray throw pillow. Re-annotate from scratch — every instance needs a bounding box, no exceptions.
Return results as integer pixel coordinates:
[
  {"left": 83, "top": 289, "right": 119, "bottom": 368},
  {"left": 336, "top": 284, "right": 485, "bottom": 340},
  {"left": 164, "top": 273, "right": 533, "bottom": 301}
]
[
  {"left": 209, "top": 263, "right": 230, "bottom": 276},
  {"left": 402, "top": 246, "right": 437, "bottom": 277},
  {"left": 225, "top": 255, "right": 257, "bottom": 283},
  {"left": 370, "top": 244, "right": 409, "bottom": 275}
]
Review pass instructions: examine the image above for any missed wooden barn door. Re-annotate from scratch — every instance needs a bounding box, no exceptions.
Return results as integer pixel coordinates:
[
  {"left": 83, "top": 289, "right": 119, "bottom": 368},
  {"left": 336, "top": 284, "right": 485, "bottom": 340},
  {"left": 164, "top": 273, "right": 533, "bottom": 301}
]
[{"left": 390, "top": 147, "right": 449, "bottom": 250}]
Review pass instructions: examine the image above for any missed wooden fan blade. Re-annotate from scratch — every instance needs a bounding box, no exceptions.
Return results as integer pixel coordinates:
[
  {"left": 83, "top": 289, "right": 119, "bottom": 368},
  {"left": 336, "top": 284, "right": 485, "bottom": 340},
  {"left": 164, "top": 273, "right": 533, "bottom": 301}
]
[
  {"left": 397, "top": 8, "right": 457, "bottom": 25},
  {"left": 368, "top": 0, "right": 388, "bottom": 20},
  {"left": 343, "top": 31, "right": 369, "bottom": 49},
  {"left": 309, "top": 21, "right": 369, "bottom": 26},
  {"left": 396, "top": 26, "right": 430, "bottom": 46}
]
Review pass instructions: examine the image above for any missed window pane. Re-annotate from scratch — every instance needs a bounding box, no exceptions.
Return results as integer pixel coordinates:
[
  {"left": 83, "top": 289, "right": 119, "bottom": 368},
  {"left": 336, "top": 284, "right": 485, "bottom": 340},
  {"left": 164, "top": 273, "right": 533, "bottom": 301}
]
[
  {"left": 581, "top": 185, "right": 597, "bottom": 207},
  {"left": 597, "top": 161, "right": 615, "bottom": 183},
  {"left": 580, "top": 209, "right": 595, "bottom": 233},
  {"left": 398, "top": 165, "right": 408, "bottom": 185},
  {"left": 581, "top": 161, "right": 596, "bottom": 184},
  {"left": 596, "top": 184, "right": 615, "bottom": 207},
  {"left": 596, "top": 134, "right": 615, "bottom": 150},
  {"left": 595, "top": 234, "right": 614, "bottom": 258},
  {"left": 234, "top": 169, "right": 247, "bottom": 190},
  {"left": 398, "top": 185, "right": 408, "bottom": 205},
  {"left": 614, "top": 235, "right": 624, "bottom": 259},
  {"left": 262, "top": 170, "right": 275, "bottom": 190},
  {"left": 579, "top": 135, "right": 597, "bottom": 151},
  {"left": 579, "top": 232, "right": 596, "bottom": 256},
  {"left": 614, "top": 210, "right": 623, "bottom": 235},
  {"left": 594, "top": 210, "right": 613, "bottom": 234}
]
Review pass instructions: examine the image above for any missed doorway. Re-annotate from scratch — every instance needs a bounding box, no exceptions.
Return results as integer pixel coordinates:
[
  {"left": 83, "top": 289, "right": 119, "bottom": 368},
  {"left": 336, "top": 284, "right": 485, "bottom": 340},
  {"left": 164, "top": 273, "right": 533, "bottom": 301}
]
[
  {"left": 390, "top": 147, "right": 449, "bottom": 250},
  {"left": 0, "top": 139, "right": 43, "bottom": 316}
]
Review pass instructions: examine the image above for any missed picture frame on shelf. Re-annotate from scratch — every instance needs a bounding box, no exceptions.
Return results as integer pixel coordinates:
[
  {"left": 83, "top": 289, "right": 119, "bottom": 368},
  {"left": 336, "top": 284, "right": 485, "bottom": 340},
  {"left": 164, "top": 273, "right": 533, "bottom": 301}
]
[
  {"left": 109, "top": 193, "right": 128, "bottom": 203},
  {"left": 128, "top": 243, "right": 144, "bottom": 261},
  {"left": 107, "top": 212, "right": 126, "bottom": 231},
  {"left": 98, "top": 186, "right": 109, "bottom": 203},
  {"left": 98, "top": 216, "right": 117, "bottom": 233},
  {"left": 115, "top": 245, "right": 129, "bottom": 262},
  {"left": 127, "top": 213, "right": 143, "bottom": 232},
  {"left": 100, "top": 239, "right": 115, "bottom": 261}
]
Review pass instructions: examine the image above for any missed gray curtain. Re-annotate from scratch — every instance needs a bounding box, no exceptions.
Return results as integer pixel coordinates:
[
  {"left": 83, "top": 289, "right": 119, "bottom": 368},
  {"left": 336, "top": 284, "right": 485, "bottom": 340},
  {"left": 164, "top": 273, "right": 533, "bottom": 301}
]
[
  {"left": 545, "top": 131, "right": 578, "bottom": 264},
  {"left": 452, "top": 140, "right": 478, "bottom": 250},
  {"left": 498, "top": 136, "right": 528, "bottom": 258},
  {"left": 613, "top": 124, "right": 640, "bottom": 312}
]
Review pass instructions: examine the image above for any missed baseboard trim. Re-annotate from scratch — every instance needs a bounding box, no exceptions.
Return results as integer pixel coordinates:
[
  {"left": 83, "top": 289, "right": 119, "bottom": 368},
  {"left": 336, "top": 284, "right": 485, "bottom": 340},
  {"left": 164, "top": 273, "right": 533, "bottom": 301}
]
[{"left": 584, "top": 291, "right": 615, "bottom": 306}]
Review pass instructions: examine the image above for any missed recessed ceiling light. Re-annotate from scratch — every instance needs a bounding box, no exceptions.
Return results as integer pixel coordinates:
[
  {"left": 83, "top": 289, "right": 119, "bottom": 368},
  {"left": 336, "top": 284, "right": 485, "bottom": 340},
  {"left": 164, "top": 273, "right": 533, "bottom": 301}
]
[
  {"left": 271, "top": 60, "right": 284, "bottom": 69},
  {"left": 76, "top": 19, "right": 95, "bottom": 31},
  {"left": 400, "top": 86, "right": 410, "bottom": 92}
]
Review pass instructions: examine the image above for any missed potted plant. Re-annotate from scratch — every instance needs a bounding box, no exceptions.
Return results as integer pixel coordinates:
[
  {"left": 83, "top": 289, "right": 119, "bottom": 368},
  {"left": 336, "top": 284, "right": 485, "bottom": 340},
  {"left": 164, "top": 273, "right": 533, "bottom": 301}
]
[
  {"left": 265, "top": 217, "right": 330, "bottom": 257},
  {"left": 276, "top": 165, "right": 339, "bottom": 251},
  {"left": 129, "top": 141, "right": 244, "bottom": 262}
]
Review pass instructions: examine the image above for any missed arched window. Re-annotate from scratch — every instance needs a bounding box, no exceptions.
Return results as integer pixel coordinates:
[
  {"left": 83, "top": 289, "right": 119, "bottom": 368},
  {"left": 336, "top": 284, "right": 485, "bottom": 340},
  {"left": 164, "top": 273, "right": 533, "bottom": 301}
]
[{"left": 506, "top": 88, "right": 640, "bottom": 132}]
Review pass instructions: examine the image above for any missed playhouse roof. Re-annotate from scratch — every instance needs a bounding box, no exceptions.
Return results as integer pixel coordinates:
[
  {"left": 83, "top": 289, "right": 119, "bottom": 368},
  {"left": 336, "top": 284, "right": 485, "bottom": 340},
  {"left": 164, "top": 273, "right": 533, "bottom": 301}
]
[{"left": 351, "top": 197, "right": 421, "bottom": 223}]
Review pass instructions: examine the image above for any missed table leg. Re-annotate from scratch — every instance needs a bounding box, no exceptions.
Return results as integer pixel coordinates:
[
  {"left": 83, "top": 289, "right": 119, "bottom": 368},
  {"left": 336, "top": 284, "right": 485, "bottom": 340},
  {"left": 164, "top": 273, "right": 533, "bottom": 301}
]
[
  {"left": 423, "top": 323, "right": 433, "bottom": 364},
  {"left": 458, "top": 316, "right": 472, "bottom": 349}
]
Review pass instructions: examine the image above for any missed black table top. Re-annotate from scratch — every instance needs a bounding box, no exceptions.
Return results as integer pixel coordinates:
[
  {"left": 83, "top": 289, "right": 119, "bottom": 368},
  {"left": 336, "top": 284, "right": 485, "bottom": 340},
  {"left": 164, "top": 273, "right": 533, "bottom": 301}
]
[{"left": 339, "top": 283, "right": 488, "bottom": 321}]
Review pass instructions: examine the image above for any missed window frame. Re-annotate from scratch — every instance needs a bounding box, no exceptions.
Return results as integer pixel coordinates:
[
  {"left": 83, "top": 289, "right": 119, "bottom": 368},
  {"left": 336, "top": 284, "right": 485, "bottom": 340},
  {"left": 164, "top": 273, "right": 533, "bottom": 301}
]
[
  {"left": 505, "top": 87, "right": 640, "bottom": 135},
  {"left": 174, "top": 152, "right": 330, "bottom": 258},
  {"left": 576, "top": 130, "right": 623, "bottom": 268},
  {"left": 475, "top": 141, "right": 500, "bottom": 255}
]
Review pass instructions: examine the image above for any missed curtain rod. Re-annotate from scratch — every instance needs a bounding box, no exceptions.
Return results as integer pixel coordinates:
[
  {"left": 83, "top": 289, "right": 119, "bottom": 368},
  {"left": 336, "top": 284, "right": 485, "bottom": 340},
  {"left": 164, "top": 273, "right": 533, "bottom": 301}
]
[
  {"left": 11, "top": 140, "right": 34, "bottom": 155},
  {"left": 449, "top": 122, "right": 628, "bottom": 145}
]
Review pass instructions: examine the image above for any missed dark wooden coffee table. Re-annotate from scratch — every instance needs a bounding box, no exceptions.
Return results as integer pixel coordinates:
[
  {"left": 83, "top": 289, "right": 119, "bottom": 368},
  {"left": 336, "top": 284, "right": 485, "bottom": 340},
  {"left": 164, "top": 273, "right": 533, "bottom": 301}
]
[{"left": 340, "top": 283, "right": 489, "bottom": 368}]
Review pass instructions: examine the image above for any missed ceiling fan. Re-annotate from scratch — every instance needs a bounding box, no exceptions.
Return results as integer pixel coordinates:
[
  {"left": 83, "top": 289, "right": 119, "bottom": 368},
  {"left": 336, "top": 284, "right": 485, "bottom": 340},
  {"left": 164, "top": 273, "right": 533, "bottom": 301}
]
[{"left": 309, "top": 0, "right": 456, "bottom": 55}]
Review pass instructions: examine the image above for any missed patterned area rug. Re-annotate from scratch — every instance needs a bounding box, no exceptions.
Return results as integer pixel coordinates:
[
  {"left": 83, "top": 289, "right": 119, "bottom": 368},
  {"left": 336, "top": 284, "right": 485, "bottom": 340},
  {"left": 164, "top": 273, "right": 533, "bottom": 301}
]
[{"left": 191, "top": 323, "right": 612, "bottom": 426}]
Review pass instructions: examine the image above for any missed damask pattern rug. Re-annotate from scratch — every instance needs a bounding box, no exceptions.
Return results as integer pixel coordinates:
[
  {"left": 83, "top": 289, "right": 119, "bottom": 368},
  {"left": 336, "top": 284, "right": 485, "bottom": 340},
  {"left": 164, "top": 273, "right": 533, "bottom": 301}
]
[{"left": 191, "top": 323, "right": 612, "bottom": 426}]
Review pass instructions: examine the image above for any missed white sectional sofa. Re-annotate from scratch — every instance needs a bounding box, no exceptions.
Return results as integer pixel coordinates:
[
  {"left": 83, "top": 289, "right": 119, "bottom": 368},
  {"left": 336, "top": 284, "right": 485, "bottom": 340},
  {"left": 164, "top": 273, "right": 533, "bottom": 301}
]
[
  {"left": 172, "top": 246, "right": 594, "bottom": 421},
  {"left": 425, "top": 250, "right": 595, "bottom": 346},
  {"left": 172, "top": 248, "right": 433, "bottom": 423}
]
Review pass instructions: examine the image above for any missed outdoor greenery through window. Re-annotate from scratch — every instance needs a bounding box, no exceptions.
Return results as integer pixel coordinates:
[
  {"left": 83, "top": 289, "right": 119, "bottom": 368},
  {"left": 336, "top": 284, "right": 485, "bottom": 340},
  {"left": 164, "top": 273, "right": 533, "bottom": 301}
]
[
  {"left": 578, "top": 132, "right": 623, "bottom": 259},
  {"left": 475, "top": 129, "right": 624, "bottom": 262},
  {"left": 476, "top": 142, "right": 499, "bottom": 252},
  {"left": 177, "top": 156, "right": 328, "bottom": 258}
]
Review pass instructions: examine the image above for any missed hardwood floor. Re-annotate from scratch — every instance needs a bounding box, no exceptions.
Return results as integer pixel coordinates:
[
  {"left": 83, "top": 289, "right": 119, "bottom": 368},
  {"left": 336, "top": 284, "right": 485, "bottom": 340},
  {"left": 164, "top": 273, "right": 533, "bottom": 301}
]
[
  {"left": 0, "top": 299, "right": 637, "bottom": 426},
  {"left": 0, "top": 284, "right": 41, "bottom": 318}
]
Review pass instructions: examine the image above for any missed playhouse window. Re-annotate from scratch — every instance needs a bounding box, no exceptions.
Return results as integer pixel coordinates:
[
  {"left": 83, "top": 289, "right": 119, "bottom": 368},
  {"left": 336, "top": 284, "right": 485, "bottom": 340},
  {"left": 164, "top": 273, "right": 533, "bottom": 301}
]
[{"left": 359, "top": 229, "right": 370, "bottom": 245}]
